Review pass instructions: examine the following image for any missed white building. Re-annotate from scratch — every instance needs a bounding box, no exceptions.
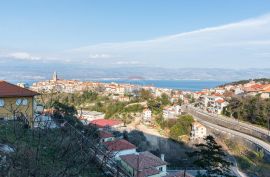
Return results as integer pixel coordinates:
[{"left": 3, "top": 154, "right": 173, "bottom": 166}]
[
  {"left": 163, "top": 105, "right": 181, "bottom": 119},
  {"left": 120, "top": 151, "right": 168, "bottom": 177},
  {"left": 142, "top": 109, "right": 152, "bottom": 122},
  {"left": 198, "top": 95, "right": 228, "bottom": 114},
  {"left": 78, "top": 110, "right": 105, "bottom": 123},
  {"left": 234, "top": 87, "right": 244, "bottom": 95},
  {"left": 214, "top": 99, "right": 229, "bottom": 114},
  {"left": 215, "top": 88, "right": 225, "bottom": 95},
  {"left": 190, "top": 122, "right": 207, "bottom": 140}
]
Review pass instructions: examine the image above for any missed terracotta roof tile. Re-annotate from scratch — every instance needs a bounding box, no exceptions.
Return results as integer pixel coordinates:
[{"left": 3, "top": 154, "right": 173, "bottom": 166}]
[
  {"left": 90, "top": 119, "right": 123, "bottom": 128},
  {"left": 103, "top": 139, "right": 136, "bottom": 151},
  {"left": 99, "top": 131, "right": 114, "bottom": 139},
  {"left": 0, "top": 81, "right": 39, "bottom": 97},
  {"left": 215, "top": 99, "right": 225, "bottom": 104},
  {"left": 120, "top": 151, "right": 167, "bottom": 171}
]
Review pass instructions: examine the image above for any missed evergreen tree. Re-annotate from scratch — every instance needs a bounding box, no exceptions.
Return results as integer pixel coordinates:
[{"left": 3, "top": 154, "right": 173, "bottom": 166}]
[{"left": 187, "top": 135, "right": 235, "bottom": 177}]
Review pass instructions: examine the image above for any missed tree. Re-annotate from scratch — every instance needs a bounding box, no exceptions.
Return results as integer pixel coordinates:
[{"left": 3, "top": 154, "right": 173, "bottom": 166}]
[
  {"left": 224, "top": 96, "right": 269, "bottom": 127},
  {"left": 169, "top": 115, "right": 194, "bottom": 140},
  {"left": 51, "top": 101, "right": 82, "bottom": 127},
  {"left": 187, "top": 135, "right": 235, "bottom": 177},
  {"left": 139, "top": 89, "right": 153, "bottom": 101},
  {"left": 124, "top": 130, "right": 150, "bottom": 151},
  {"left": 159, "top": 93, "right": 170, "bottom": 106},
  {"left": 147, "top": 99, "right": 162, "bottom": 114},
  {"left": 177, "top": 98, "right": 184, "bottom": 106}
]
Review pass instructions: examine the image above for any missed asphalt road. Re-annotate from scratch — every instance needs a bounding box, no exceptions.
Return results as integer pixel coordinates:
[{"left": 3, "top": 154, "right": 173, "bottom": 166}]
[{"left": 186, "top": 106, "right": 270, "bottom": 154}]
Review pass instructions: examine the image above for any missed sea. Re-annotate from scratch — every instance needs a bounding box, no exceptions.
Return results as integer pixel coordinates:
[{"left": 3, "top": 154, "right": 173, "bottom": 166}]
[
  {"left": 96, "top": 80, "right": 226, "bottom": 91},
  {"left": 15, "top": 79, "right": 227, "bottom": 92}
]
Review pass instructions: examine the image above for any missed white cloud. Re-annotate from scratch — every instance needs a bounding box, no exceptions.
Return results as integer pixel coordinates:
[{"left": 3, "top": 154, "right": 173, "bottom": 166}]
[
  {"left": 2, "top": 13, "right": 270, "bottom": 69},
  {"left": 88, "top": 53, "right": 112, "bottom": 59},
  {"left": 5, "top": 52, "right": 41, "bottom": 60},
  {"left": 69, "top": 13, "right": 270, "bottom": 68},
  {"left": 115, "top": 60, "right": 142, "bottom": 65}
]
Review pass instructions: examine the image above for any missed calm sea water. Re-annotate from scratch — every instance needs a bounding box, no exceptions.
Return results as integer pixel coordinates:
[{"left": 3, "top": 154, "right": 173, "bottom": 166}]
[
  {"left": 95, "top": 80, "right": 226, "bottom": 91},
  {"left": 13, "top": 79, "right": 226, "bottom": 92}
]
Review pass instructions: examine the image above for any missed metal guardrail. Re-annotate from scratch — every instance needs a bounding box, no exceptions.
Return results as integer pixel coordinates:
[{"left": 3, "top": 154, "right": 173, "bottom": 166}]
[
  {"left": 191, "top": 106, "right": 270, "bottom": 136},
  {"left": 186, "top": 106, "right": 270, "bottom": 154}
]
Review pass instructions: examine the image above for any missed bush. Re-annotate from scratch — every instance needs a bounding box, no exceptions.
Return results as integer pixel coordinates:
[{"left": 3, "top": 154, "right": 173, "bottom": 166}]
[{"left": 169, "top": 115, "right": 194, "bottom": 140}]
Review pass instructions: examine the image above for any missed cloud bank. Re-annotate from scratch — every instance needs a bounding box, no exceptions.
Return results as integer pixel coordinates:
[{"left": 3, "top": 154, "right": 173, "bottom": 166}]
[
  {"left": 67, "top": 13, "right": 270, "bottom": 68},
  {"left": 1, "top": 13, "right": 270, "bottom": 69}
]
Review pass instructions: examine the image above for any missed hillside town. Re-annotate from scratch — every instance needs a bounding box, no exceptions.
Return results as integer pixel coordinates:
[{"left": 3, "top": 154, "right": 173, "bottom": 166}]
[
  {"left": 2, "top": 72, "right": 270, "bottom": 176},
  {"left": 30, "top": 72, "right": 270, "bottom": 116}
]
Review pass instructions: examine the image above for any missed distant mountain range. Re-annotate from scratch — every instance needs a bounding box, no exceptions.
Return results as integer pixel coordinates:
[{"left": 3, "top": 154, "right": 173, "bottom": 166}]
[{"left": 1, "top": 60, "right": 270, "bottom": 83}]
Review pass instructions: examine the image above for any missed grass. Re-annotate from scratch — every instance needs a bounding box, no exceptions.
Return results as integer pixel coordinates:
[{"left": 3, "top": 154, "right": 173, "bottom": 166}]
[{"left": 224, "top": 138, "right": 270, "bottom": 177}]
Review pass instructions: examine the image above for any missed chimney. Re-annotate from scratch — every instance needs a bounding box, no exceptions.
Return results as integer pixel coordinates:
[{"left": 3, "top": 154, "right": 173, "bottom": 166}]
[{"left": 160, "top": 154, "right": 165, "bottom": 161}]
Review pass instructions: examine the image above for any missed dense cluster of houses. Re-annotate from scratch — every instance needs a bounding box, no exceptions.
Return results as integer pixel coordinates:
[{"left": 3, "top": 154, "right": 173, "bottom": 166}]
[
  {"left": 193, "top": 80, "right": 270, "bottom": 114},
  {"left": 30, "top": 72, "right": 194, "bottom": 104},
  {"left": 222, "top": 80, "right": 270, "bottom": 98},
  {"left": 90, "top": 118, "right": 194, "bottom": 177},
  {"left": 142, "top": 105, "right": 182, "bottom": 122},
  {"left": 0, "top": 79, "right": 208, "bottom": 176},
  {"left": 197, "top": 94, "right": 228, "bottom": 114}
]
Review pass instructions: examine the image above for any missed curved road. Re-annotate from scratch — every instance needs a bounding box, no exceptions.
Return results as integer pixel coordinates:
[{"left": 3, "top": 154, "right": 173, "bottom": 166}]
[
  {"left": 187, "top": 107, "right": 270, "bottom": 154},
  {"left": 187, "top": 105, "right": 270, "bottom": 137}
]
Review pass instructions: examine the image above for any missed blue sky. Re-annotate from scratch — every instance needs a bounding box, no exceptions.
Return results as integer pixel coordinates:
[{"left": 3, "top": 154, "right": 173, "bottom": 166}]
[{"left": 0, "top": 0, "right": 270, "bottom": 68}]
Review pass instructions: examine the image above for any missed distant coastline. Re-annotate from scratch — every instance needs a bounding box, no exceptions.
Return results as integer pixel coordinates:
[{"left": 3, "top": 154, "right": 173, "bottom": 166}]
[{"left": 11, "top": 79, "right": 227, "bottom": 92}]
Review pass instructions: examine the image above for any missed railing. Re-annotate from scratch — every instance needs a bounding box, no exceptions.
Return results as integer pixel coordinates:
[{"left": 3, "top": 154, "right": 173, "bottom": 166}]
[
  {"left": 188, "top": 105, "right": 270, "bottom": 138},
  {"left": 0, "top": 116, "right": 131, "bottom": 177},
  {"left": 186, "top": 105, "right": 270, "bottom": 154}
]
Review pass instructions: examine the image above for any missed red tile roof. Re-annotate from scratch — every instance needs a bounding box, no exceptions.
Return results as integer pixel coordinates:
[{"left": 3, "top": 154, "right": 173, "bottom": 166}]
[
  {"left": 120, "top": 151, "right": 167, "bottom": 176},
  {"left": 212, "top": 93, "right": 222, "bottom": 97},
  {"left": 215, "top": 99, "right": 225, "bottom": 104},
  {"left": 0, "top": 81, "right": 39, "bottom": 98},
  {"left": 138, "top": 167, "right": 160, "bottom": 177},
  {"left": 262, "top": 87, "right": 270, "bottom": 93},
  {"left": 90, "top": 119, "right": 123, "bottom": 128},
  {"left": 103, "top": 139, "right": 136, "bottom": 151},
  {"left": 99, "top": 131, "right": 114, "bottom": 139}
]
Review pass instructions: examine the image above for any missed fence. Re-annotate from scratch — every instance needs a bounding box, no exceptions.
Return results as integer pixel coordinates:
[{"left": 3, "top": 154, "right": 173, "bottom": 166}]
[{"left": 0, "top": 115, "right": 131, "bottom": 177}]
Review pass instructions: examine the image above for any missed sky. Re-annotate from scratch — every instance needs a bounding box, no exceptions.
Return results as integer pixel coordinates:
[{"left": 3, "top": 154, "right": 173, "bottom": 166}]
[{"left": 0, "top": 0, "right": 270, "bottom": 68}]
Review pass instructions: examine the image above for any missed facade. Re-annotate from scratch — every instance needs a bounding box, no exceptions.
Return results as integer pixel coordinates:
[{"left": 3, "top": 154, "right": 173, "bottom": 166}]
[
  {"left": 0, "top": 81, "right": 39, "bottom": 125},
  {"left": 190, "top": 122, "right": 207, "bottom": 140},
  {"left": 120, "top": 151, "right": 168, "bottom": 177},
  {"left": 143, "top": 109, "right": 152, "bottom": 122},
  {"left": 198, "top": 95, "right": 228, "bottom": 114},
  {"left": 214, "top": 99, "right": 228, "bottom": 114},
  {"left": 163, "top": 105, "right": 181, "bottom": 119},
  {"left": 99, "top": 131, "right": 115, "bottom": 143}
]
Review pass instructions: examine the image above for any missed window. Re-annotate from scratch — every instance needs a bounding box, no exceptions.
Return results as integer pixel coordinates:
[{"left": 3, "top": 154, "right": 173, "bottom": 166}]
[
  {"left": 0, "top": 99, "right": 4, "bottom": 107},
  {"left": 16, "top": 98, "right": 28, "bottom": 106}
]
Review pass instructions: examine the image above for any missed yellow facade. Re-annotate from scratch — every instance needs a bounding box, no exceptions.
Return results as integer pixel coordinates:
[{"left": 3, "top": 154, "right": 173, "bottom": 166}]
[{"left": 0, "top": 96, "right": 34, "bottom": 122}]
